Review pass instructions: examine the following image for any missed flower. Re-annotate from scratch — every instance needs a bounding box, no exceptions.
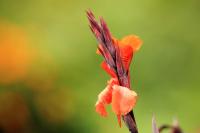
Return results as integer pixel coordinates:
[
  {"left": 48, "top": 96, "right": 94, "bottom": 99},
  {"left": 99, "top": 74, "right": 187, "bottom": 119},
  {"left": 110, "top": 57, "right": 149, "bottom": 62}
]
[
  {"left": 95, "top": 35, "right": 142, "bottom": 126},
  {"left": 0, "top": 21, "right": 34, "bottom": 84},
  {"left": 87, "top": 10, "right": 142, "bottom": 128}
]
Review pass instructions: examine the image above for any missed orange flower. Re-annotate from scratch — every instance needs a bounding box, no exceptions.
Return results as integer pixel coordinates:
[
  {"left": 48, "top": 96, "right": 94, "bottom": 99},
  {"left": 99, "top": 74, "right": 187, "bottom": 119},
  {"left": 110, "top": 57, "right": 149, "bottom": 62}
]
[
  {"left": 95, "top": 35, "right": 142, "bottom": 126},
  {"left": 87, "top": 10, "right": 142, "bottom": 128},
  {"left": 0, "top": 21, "right": 34, "bottom": 84}
]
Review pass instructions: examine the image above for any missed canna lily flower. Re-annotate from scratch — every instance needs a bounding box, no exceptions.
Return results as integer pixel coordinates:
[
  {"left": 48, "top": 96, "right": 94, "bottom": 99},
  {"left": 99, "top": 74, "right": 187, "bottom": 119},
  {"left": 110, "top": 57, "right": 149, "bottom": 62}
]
[
  {"left": 87, "top": 10, "right": 142, "bottom": 129},
  {"left": 95, "top": 35, "right": 142, "bottom": 126}
]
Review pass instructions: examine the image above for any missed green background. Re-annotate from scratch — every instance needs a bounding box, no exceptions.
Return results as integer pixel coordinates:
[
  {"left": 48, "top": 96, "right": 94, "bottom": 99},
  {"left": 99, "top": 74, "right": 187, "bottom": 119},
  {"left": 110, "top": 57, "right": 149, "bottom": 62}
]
[{"left": 0, "top": 0, "right": 200, "bottom": 133}]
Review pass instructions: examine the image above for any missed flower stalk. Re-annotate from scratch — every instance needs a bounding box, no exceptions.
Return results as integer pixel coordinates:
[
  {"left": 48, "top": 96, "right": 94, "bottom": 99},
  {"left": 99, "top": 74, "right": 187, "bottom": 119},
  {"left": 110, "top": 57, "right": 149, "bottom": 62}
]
[{"left": 86, "top": 10, "right": 140, "bottom": 133}]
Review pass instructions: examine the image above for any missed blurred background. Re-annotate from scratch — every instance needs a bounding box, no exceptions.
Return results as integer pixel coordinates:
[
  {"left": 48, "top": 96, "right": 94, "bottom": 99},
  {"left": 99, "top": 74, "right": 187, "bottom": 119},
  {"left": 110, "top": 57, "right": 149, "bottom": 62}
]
[{"left": 0, "top": 0, "right": 200, "bottom": 133}]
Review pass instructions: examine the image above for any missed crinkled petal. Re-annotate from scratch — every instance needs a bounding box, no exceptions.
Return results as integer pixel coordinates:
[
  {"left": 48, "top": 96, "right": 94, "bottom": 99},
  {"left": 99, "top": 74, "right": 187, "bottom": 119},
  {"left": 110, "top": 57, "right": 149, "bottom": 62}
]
[
  {"left": 95, "top": 101, "right": 107, "bottom": 117},
  {"left": 111, "top": 85, "right": 137, "bottom": 116},
  {"left": 97, "top": 86, "right": 112, "bottom": 104},
  {"left": 95, "top": 84, "right": 113, "bottom": 117},
  {"left": 120, "top": 35, "right": 142, "bottom": 51}
]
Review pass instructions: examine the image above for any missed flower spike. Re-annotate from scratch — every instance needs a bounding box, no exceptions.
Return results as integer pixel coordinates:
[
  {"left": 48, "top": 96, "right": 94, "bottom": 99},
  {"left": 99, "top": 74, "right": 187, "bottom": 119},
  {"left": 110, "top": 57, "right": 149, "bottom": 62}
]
[{"left": 87, "top": 10, "right": 142, "bottom": 133}]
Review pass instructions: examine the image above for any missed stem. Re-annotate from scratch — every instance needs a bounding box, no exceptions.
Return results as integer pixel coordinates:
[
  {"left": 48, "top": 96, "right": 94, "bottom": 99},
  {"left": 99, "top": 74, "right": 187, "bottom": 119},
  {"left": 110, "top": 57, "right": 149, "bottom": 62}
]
[
  {"left": 120, "top": 76, "right": 138, "bottom": 133},
  {"left": 123, "top": 111, "right": 138, "bottom": 133}
]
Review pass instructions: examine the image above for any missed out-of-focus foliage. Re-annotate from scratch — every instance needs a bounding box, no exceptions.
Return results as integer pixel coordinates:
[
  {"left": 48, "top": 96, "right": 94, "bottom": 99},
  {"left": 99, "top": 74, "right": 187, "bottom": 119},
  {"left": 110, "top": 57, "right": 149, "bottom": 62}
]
[{"left": 0, "top": 0, "right": 200, "bottom": 133}]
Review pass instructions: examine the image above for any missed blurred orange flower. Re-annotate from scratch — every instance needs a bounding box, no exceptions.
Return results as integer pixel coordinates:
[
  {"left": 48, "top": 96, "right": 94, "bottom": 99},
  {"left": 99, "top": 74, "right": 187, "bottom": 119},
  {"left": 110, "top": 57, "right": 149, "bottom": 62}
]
[{"left": 0, "top": 21, "right": 34, "bottom": 84}]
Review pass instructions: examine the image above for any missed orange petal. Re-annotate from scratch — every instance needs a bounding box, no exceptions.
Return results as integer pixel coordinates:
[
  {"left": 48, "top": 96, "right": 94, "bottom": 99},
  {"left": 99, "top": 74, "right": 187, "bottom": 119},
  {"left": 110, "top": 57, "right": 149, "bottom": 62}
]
[
  {"left": 120, "top": 45, "right": 133, "bottom": 70},
  {"left": 117, "top": 115, "right": 122, "bottom": 127},
  {"left": 95, "top": 101, "right": 107, "bottom": 117},
  {"left": 120, "top": 35, "right": 142, "bottom": 51},
  {"left": 95, "top": 84, "right": 114, "bottom": 117},
  {"left": 97, "top": 86, "right": 113, "bottom": 104},
  {"left": 101, "top": 61, "right": 117, "bottom": 78},
  {"left": 111, "top": 85, "right": 137, "bottom": 116},
  {"left": 112, "top": 37, "right": 118, "bottom": 45},
  {"left": 107, "top": 78, "right": 119, "bottom": 86}
]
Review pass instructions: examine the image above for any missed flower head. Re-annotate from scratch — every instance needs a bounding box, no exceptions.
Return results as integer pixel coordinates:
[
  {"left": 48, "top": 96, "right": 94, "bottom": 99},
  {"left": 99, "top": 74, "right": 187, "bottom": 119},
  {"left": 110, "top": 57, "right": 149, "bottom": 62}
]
[{"left": 87, "top": 10, "right": 142, "bottom": 127}]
